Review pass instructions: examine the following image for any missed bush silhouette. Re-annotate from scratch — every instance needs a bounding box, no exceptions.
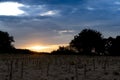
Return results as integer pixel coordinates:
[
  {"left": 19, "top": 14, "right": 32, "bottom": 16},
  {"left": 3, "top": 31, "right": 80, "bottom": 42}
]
[{"left": 51, "top": 46, "right": 76, "bottom": 55}]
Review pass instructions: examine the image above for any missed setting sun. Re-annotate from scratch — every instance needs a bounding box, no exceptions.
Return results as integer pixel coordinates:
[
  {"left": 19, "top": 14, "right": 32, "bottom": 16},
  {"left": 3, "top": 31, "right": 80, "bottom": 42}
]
[
  {"left": 28, "top": 46, "right": 49, "bottom": 52},
  {"left": 18, "top": 44, "right": 68, "bottom": 52}
]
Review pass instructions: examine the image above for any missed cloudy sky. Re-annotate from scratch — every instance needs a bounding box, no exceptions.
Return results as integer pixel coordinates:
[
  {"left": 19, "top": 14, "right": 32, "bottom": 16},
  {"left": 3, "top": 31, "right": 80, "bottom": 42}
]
[{"left": 0, "top": 0, "right": 120, "bottom": 52}]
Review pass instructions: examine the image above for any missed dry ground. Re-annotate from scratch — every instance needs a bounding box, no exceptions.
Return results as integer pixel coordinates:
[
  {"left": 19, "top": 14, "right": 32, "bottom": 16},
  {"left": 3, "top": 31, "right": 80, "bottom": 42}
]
[{"left": 0, "top": 54, "right": 120, "bottom": 80}]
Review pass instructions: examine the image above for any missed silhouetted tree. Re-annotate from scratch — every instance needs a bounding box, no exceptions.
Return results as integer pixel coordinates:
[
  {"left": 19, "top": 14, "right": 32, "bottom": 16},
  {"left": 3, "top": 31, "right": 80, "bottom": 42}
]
[
  {"left": 70, "top": 29, "right": 104, "bottom": 55},
  {"left": 109, "top": 36, "right": 120, "bottom": 55},
  {"left": 0, "top": 30, "right": 15, "bottom": 53}
]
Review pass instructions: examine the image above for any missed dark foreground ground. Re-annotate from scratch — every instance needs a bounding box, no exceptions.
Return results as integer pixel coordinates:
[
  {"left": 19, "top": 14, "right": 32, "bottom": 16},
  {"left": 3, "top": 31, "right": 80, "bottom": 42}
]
[{"left": 0, "top": 54, "right": 120, "bottom": 80}]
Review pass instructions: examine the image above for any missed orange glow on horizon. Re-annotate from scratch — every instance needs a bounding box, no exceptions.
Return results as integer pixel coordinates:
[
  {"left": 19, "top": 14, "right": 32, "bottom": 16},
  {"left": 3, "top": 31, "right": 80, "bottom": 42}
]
[
  {"left": 28, "top": 46, "right": 50, "bottom": 52},
  {"left": 18, "top": 44, "right": 68, "bottom": 52}
]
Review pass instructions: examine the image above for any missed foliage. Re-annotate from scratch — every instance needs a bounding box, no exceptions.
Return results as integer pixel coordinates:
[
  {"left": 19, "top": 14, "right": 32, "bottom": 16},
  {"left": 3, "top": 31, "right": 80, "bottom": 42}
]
[
  {"left": 0, "top": 30, "right": 15, "bottom": 53},
  {"left": 108, "top": 36, "right": 120, "bottom": 55},
  {"left": 51, "top": 46, "right": 76, "bottom": 55},
  {"left": 70, "top": 29, "right": 104, "bottom": 54}
]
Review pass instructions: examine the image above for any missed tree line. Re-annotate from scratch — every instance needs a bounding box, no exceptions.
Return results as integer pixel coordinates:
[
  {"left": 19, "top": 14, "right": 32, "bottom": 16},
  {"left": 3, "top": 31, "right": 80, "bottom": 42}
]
[
  {"left": 52, "top": 29, "right": 120, "bottom": 56},
  {"left": 0, "top": 29, "right": 120, "bottom": 55}
]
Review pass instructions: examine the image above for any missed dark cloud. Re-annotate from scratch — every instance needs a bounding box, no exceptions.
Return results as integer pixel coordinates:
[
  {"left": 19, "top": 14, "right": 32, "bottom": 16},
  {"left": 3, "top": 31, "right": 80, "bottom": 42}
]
[
  {"left": 0, "top": 0, "right": 85, "bottom": 5},
  {"left": 0, "top": 16, "right": 52, "bottom": 22}
]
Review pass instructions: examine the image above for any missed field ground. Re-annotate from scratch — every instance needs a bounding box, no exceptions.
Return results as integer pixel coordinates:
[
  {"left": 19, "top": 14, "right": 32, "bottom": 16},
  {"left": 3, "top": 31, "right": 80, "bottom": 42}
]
[{"left": 0, "top": 54, "right": 120, "bottom": 80}]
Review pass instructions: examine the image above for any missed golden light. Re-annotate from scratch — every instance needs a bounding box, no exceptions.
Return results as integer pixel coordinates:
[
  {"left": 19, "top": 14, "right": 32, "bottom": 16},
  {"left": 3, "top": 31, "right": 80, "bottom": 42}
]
[
  {"left": 18, "top": 44, "right": 68, "bottom": 52},
  {"left": 27, "top": 46, "right": 49, "bottom": 52}
]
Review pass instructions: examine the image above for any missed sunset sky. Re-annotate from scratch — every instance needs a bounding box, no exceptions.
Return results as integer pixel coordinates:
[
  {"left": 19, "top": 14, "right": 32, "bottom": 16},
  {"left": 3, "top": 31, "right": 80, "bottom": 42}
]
[{"left": 0, "top": 0, "right": 120, "bottom": 52}]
